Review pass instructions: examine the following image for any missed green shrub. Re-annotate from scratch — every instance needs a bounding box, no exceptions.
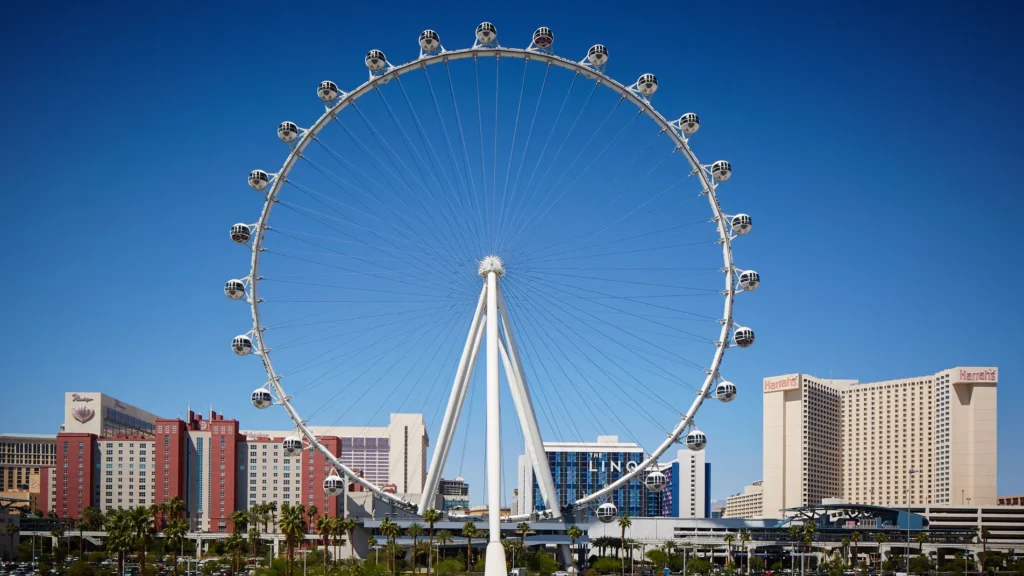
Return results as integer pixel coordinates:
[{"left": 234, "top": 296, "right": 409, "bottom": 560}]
[
  {"left": 68, "top": 561, "right": 97, "bottom": 576},
  {"left": 590, "top": 557, "right": 619, "bottom": 575},
  {"left": 434, "top": 558, "right": 465, "bottom": 576}
]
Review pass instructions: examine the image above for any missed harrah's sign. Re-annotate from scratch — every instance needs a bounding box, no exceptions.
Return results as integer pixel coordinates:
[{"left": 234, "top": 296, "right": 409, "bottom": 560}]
[
  {"left": 957, "top": 368, "right": 997, "bottom": 383},
  {"left": 764, "top": 375, "right": 799, "bottom": 393}
]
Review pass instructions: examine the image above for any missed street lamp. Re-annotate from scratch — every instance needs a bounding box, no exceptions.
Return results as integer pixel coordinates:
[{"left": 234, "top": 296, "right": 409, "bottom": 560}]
[{"left": 907, "top": 468, "right": 919, "bottom": 575}]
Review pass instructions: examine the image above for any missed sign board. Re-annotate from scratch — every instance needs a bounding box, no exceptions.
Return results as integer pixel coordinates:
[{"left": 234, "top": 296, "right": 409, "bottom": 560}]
[
  {"left": 763, "top": 374, "right": 800, "bottom": 393},
  {"left": 951, "top": 367, "right": 997, "bottom": 384}
]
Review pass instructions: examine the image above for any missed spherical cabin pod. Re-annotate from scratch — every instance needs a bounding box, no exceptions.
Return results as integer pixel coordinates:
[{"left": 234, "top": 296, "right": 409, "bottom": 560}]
[
  {"left": 679, "top": 113, "right": 700, "bottom": 135},
  {"left": 224, "top": 279, "right": 246, "bottom": 300},
  {"left": 476, "top": 22, "right": 497, "bottom": 45},
  {"left": 637, "top": 74, "right": 658, "bottom": 96},
  {"left": 317, "top": 81, "right": 339, "bottom": 103},
  {"left": 739, "top": 270, "right": 760, "bottom": 292},
  {"left": 365, "top": 50, "right": 387, "bottom": 71},
  {"left": 734, "top": 326, "right": 755, "bottom": 348},
  {"left": 716, "top": 381, "right": 737, "bottom": 403},
  {"left": 588, "top": 44, "right": 609, "bottom": 66},
  {"left": 230, "top": 224, "right": 251, "bottom": 244},
  {"left": 645, "top": 470, "right": 667, "bottom": 493},
  {"left": 323, "top": 475, "right": 344, "bottom": 496},
  {"left": 277, "top": 121, "right": 299, "bottom": 143},
  {"left": 419, "top": 30, "right": 440, "bottom": 52},
  {"left": 248, "top": 170, "right": 270, "bottom": 191},
  {"left": 596, "top": 502, "right": 618, "bottom": 523},
  {"left": 251, "top": 389, "right": 273, "bottom": 409},
  {"left": 232, "top": 335, "right": 253, "bottom": 356},
  {"left": 282, "top": 436, "right": 303, "bottom": 457},
  {"left": 533, "top": 27, "right": 554, "bottom": 49},
  {"left": 711, "top": 160, "right": 732, "bottom": 182},
  {"left": 731, "top": 214, "right": 752, "bottom": 236},
  {"left": 685, "top": 430, "right": 707, "bottom": 452}
]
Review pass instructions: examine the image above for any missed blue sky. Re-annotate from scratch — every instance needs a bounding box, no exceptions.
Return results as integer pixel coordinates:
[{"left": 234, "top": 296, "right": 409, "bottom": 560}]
[{"left": 2, "top": 0, "right": 1023, "bottom": 505}]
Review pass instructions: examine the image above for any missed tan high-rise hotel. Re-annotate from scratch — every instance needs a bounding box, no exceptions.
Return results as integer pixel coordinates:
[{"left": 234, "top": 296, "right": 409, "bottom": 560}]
[{"left": 762, "top": 367, "right": 997, "bottom": 517}]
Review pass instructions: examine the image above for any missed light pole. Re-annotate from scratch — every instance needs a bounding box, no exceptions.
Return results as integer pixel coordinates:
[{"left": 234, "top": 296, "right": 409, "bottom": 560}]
[{"left": 907, "top": 468, "right": 919, "bottom": 575}]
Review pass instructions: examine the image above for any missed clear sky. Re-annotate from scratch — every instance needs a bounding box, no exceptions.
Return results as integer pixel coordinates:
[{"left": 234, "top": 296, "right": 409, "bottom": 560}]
[{"left": 2, "top": 0, "right": 1023, "bottom": 506}]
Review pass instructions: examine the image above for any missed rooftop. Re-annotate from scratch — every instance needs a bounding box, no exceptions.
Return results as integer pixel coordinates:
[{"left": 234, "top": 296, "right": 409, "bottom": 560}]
[{"left": 0, "top": 433, "right": 57, "bottom": 440}]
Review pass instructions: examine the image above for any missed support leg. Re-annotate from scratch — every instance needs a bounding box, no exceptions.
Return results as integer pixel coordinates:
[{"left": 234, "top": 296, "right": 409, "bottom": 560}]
[
  {"left": 484, "top": 271, "right": 507, "bottom": 576},
  {"left": 497, "top": 286, "right": 561, "bottom": 518},
  {"left": 418, "top": 283, "right": 487, "bottom": 514}
]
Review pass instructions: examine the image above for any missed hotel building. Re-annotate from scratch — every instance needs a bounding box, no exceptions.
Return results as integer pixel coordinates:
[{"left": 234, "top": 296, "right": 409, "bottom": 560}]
[
  {"left": 723, "top": 481, "right": 764, "bottom": 518},
  {"left": 516, "top": 435, "right": 711, "bottom": 518},
  {"left": 62, "top": 392, "right": 160, "bottom": 438},
  {"left": 0, "top": 433, "right": 57, "bottom": 509},
  {"left": 39, "top": 405, "right": 428, "bottom": 532},
  {"left": 762, "top": 367, "right": 997, "bottom": 517}
]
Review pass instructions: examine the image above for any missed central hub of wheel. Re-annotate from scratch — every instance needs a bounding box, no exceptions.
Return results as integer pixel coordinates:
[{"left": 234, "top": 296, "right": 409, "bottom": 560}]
[{"left": 478, "top": 255, "right": 505, "bottom": 277}]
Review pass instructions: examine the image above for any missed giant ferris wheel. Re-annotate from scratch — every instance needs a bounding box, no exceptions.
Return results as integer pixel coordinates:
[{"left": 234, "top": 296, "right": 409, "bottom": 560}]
[{"left": 225, "top": 22, "right": 758, "bottom": 574}]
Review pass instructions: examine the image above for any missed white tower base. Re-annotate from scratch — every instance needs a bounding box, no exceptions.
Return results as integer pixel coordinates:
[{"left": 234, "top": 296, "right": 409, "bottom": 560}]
[{"left": 485, "top": 541, "right": 508, "bottom": 576}]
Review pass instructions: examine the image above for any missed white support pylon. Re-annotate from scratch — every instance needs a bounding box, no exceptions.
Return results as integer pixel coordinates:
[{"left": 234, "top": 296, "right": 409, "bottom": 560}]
[
  {"left": 418, "top": 285, "right": 486, "bottom": 514},
  {"left": 497, "top": 288, "right": 561, "bottom": 518},
  {"left": 482, "top": 257, "right": 507, "bottom": 576}
]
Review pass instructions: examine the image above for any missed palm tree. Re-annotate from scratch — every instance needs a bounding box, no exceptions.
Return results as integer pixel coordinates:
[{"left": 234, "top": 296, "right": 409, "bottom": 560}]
[
  {"left": 914, "top": 531, "right": 927, "bottom": 554},
  {"left": 368, "top": 535, "right": 379, "bottom": 565},
  {"left": 268, "top": 502, "right": 279, "bottom": 533},
  {"left": 306, "top": 505, "right": 319, "bottom": 530},
  {"left": 517, "top": 522, "right": 531, "bottom": 551},
  {"left": 850, "top": 531, "right": 861, "bottom": 570},
  {"left": 436, "top": 530, "right": 453, "bottom": 561},
  {"left": 231, "top": 510, "right": 248, "bottom": 535},
  {"left": 279, "top": 503, "right": 307, "bottom": 576},
  {"left": 105, "top": 510, "right": 132, "bottom": 576},
  {"left": 423, "top": 508, "right": 441, "bottom": 576},
  {"left": 724, "top": 534, "right": 735, "bottom": 568},
  {"left": 166, "top": 496, "right": 186, "bottom": 522},
  {"left": 462, "top": 521, "right": 478, "bottom": 572},
  {"left": 149, "top": 503, "right": 165, "bottom": 532},
  {"left": 662, "top": 541, "right": 678, "bottom": 569},
  {"left": 249, "top": 525, "right": 261, "bottom": 557},
  {"left": 340, "top": 517, "right": 357, "bottom": 563},
  {"left": 49, "top": 524, "right": 65, "bottom": 562},
  {"left": 617, "top": 514, "right": 632, "bottom": 576},
  {"left": 802, "top": 520, "right": 816, "bottom": 571},
  {"left": 567, "top": 525, "right": 583, "bottom": 575},
  {"left": 226, "top": 532, "right": 245, "bottom": 575},
  {"left": 127, "top": 506, "right": 155, "bottom": 576},
  {"left": 408, "top": 523, "right": 426, "bottom": 574},
  {"left": 380, "top": 518, "right": 402, "bottom": 576},
  {"left": 164, "top": 519, "right": 189, "bottom": 576},
  {"left": 874, "top": 533, "right": 887, "bottom": 574},
  {"left": 739, "top": 530, "right": 751, "bottom": 573},
  {"left": 79, "top": 506, "right": 103, "bottom": 558},
  {"left": 316, "top": 516, "right": 333, "bottom": 573},
  {"left": 840, "top": 538, "right": 851, "bottom": 567}
]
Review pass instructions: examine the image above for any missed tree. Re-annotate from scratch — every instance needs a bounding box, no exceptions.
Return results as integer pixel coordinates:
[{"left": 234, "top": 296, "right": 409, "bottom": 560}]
[
  {"left": 79, "top": 507, "right": 103, "bottom": 558},
  {"left": 517, "top": 522, "right": 531, "bottom": 552},
  {"left": 127, "top": 506, "right": 155, "bottom": 576},
  {"left": 723, "top": 534, "right": 735, "bottom": 567},
  {"left": 408, "top": 523, "right": 426, "bottom": 575},
  {"left": 566, "top": 525, "right": 583, "bottom": 574},
  {"left": 617, "top": 514, "right": 631, "bottom": 576},
  {"left": 914, "top": 532, "right": 927, "bottom": 554},
  {"left": 249, "top": 526, "right": 261, "bottom": 557},
  {"left": 268, "top": 502, "right": 279, "bottom": 533},
  {"left": 739, "top": 530, "right": 751, "bottom": 574},
  {"left": 306, "top": 505, "right": 319, "bottom": 530},
  {"left": 423, "top": 508, "right": 441, "bottom": 576},
  {"left": 166, "top": 497, "right": 186, "bottom": 523},
  {"left": 977, "top": 527, "right": 989, "bottom": 569},
  {"left": 316, "top": 516, "right": 332, "bottom": 574},
  {"left": 749, "top": 557, "right": 764, "bottom": 573},
  {"left": 341, "top": 517, "right": 357, "bottom": 563},
  {"left": 164, "top": 519, "right": 188, "bottom": 576},
  {"left": 226, "top": 532, "right": 245, "bottom": 575},
  {"left": 230, "top": 510, "right": 248, "bottom": 535},
  {"left": 436, "top": 530, "right": 453, "bottom": 561},
  {"left": 646, "top": 549, "right": 667, "bottom": 570},
  {"left": 850, "top": 531, "right": 861, "bottom": 570},
  {"left": 150, "top": 503, "right": 166, "bottom": 533},
  {"left": 380, "top": 518, "right": 402, "bottom": 576},
  {"left": 462, "top": 522, "right": 478, "bottom": 572},
  {"left": 279, "top": 503, "right": 307, "bottom": 576},
  {"left": 874, "top": 533, "right": 887, "bottom": 574},
  {"left": 840, "top": 538, "right": 850, "bottom": 567},
  {"left": 104, "top": 510, "right": 132, "bottom": 576}
]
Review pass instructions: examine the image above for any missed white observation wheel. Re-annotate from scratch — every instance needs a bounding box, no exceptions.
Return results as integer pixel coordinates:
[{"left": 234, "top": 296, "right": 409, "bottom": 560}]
[{"left": 227, "top": 23, "right": 758, "bottom": 574}]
